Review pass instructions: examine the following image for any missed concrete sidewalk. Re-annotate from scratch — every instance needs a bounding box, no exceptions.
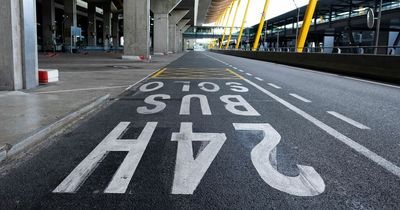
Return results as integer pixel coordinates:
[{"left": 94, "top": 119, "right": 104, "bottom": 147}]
[{"left": 0, "top": 52, "right": 184, "bottom": 158}]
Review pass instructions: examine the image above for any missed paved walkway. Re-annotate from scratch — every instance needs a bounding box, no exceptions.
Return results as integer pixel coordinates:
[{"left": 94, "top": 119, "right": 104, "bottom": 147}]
[{"left": 0, "top": 52, "right": 184, "bottom": 152}]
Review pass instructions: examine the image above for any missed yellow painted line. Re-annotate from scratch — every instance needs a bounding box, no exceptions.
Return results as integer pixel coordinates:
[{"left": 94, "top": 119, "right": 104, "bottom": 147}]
[
  {"left": 152, "top": 77, "right": 241, "bottom": 80},
  {"left": 226, "top": 68, "right": 244, "bottom": 80},
  {"left": 151, "top": 68, "right": 166, "bottom": 78}
]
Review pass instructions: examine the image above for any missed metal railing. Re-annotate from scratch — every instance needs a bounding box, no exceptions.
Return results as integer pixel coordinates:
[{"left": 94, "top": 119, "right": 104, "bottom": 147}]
[{"left": 215, "top": 45, "right": 400, "bottom": 56}]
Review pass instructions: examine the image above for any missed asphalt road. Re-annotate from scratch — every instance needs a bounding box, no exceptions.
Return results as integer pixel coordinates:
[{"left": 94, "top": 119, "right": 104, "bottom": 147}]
[{"left": 0, "top": 51, "right": 399, "bottom": 209}]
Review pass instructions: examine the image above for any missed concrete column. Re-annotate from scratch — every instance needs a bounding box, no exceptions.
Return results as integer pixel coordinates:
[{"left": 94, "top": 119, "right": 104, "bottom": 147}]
[
  {"left": 168, "top": 10, "right": 189, "bottom": 53},
  {"left": 181, "top": 25, "right": 190, "bottom": 51},
  {"left": 41, "top": 0, "right": 56, "bottom": 51},
  {"left": 176, "top": 19, "right": 190, "bottom": 53},
  {"left": 153, "top": 14, "right": 169, "bottom": 55},
  {"left": 112, "top": 13, "right": 119, "bottom": 48},
  {"left": 151, "top": 0, "right": 182, "bottom": 55},
  {"left": 102, "top": 0, "right": 112, "bottom": 50},
  {"left": 0, "top": 0, "right": 38, "bottom": 90},
  {"left": 123, "top": 0, "right": 151, "bottom": 60},
  {"left": 63, "top": 0, "right": 77, "bottom": 47},
  {"left": 87, "top": 2, "right": 97, "bottom": 46}
]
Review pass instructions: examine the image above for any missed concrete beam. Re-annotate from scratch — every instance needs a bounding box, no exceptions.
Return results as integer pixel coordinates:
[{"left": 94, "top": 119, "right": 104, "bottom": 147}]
[
  {"left": 181, "top": 25, "right": 191, "bottom": 33},
  {"left": 123, "top": 0, "right": 151, "bottom": 60},
  {"left": 151, "top": 0, "right": 182, "bottom": 14},
  {"left": 169, "top": 10, "right": 189, "bottom": 25}
]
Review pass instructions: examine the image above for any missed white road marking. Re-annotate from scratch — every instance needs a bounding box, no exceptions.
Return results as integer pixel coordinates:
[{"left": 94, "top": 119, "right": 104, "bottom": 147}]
[
  {"left": 246, "top": 73, "right": 253, "bottom": 76},
  {"left": 327, "top": 111, "right": 370, "bottom": 130},
  {"left": 220, "top": 95, "right": 260, "bottom": 116},
  {"left": 137, "top": 94, "right": 171, "bottom": 114},
  {"left": 171, "top": 122, "right": 227, "bottom": 194},
  {"left": 139, "top": 81, "right": 164, "bottom": 92},
  {"left": 268, "top": 83, "right": 282, "bottom": 89},
  {"left": 290, "top": 93, "right": 312, "bottom": 103},
  {"left": 234, "top": 123, "right": 325, "bottom": 196},
  {"left": 226, "top": 82, "right": 249, "bottom": 93},
  {"left": 180, "top": 94, "right": 212, "bottom": 115},
  {"left": 255, "top": 77, "right": 264, "bottom": 81},
  {"left": 174, "top": 81, "right": 191, "bottom": 92},
  {"left": 232, "top": 67, "right": 238, "bottom": 70},
  {"left": 243, "top": 78, "right": 400, "bottom": 178},
  {"left": 53, "top": 122, "right": 158, "bottom": 193},
  {"left": 238, "top": 69, "right": 244, "bottom": 72},
  {"left": 198, "top": 82, "right": 220, "bottom": 92}
]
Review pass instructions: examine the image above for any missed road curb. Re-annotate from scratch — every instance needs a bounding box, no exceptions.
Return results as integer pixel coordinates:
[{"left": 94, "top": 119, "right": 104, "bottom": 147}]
[{"left": 0, "top": 94, "right": 110, "bottom": 163}]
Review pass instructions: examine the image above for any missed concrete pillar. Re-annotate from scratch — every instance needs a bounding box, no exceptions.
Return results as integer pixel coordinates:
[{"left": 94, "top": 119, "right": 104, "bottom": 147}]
[
  {"left": 153, "top": 14, "right": 169, "bottom": 55},
  {"left": 41, "top": 0, "right": 56, "bottom": 51},
  {"left": 123, "top": 0, "right": 151, "bottom": 60},
  {"left": 63, "top": 0, "right": 77, "bottom": 47},
  {"left": 176, "top": 19, "right": 190, "bottom": 53},
  {"left": 168, "top": 10, "right": 189, "bottom": 53},
  {"left": 0, "top": 0, "right": 38, "bottom": 90},
  {"left": 151, "top": 0, "right": 183, "bottom": 55},
  {"left": 87, "top": 2, "right": 97, "bottom": 46},
  {"left": 181, "top": 25, "right": 190, "bottom": 51},
  {"left": 112, "top": 13, "right": 119, "bottom": 48},
  {"left": 102, "top": 0, "right": 112, "bottom": 50}
]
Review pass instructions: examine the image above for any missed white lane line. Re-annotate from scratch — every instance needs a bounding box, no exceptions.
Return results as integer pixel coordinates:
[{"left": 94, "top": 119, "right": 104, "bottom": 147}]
[
  {"left": 290, "top": 93, "right": 312, "bottom": 103},
  {"left": 239, "top": 69, "right": 244, "bottom": 72},
  {"left": 327, "top": 111, "right": 370, "bottom": 130},
  {"left": 268, "top": 83, "right": 282, "bottom": 89},
  {"left": 232, "top": 67, "right": 238, "bottom": 70},
  {"left": 243, "top": 78, "right": 400, "bottom": 178},
  {"left": 246, "top": 73, "right": 253, "bottom": 76},
  {"left": 255, "top": 77, "right": 264, "bottom": 81}
]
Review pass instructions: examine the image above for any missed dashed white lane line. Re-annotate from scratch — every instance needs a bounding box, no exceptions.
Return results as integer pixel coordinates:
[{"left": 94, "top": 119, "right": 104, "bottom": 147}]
[
  {"left": 268, "top": 83, "right": 282, "bottom": 89},
  {"left": 232, "top": 67, "right": 238, "bottom": 70},
  {"left": 290, "top": 93, "right": 312, "bottom": 103},
  {"left": 243, "top": 77, "right": 400, "bottom": 178},
  {"left": 246, "top": 73, "right": 253, "bottom": 76},
  {"left": 239, "top": 70, "right": 244, "bottom": 72},
  {"left": 255, "top": 77, "right": 264, "bottom": 81},
  {"left": 327, "top": 111, "right": 371, "bottom": 130}
]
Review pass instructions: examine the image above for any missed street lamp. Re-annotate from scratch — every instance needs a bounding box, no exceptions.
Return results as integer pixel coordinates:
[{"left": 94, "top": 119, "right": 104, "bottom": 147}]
[{"left": 291, "top": 0, "right": 300, "bottom": 51}]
